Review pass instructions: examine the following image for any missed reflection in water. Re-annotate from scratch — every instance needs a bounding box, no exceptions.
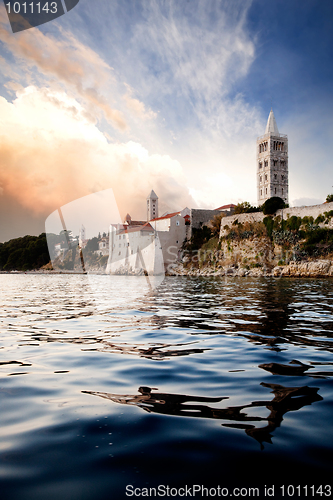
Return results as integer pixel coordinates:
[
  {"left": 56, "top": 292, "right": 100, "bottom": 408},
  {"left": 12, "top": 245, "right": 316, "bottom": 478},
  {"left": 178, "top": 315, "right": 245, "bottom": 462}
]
[
  {"left": 259, "top": 360, "right": 333, "bottom": 378},
  {"left": 83, "top": 382, "right": 323, "bottom": 449},
  {"left": 1, "top": 275, "right": 333, "bottom": 497},
  {"left": 82, "top": 341, "right": 209, "bottom": 359},
  {"left": 22, "top": 330, "right": 208, "bottom": 360},
  {"left": 228, "top": 383, "right": 323, "bottom": 449},
  {"left": 141, "top": 278, "right": 333, "bottom": 353}
]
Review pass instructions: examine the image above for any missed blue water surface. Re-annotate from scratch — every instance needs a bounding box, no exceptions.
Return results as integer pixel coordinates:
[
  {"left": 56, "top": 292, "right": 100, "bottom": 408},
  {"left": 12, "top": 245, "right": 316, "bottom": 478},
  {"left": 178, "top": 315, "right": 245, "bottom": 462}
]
[{"left": 0, "top": 274, "right": 332, "bottom": 499}]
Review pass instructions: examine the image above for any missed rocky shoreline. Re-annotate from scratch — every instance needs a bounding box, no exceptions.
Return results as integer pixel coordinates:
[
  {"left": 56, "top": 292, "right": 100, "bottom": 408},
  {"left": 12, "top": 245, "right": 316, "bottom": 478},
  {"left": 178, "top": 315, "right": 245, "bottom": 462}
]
[
  {"left": 168, "top": 259, "right": 333, "bottom": 278},
  {"left": 2, "top": 259, "right": 333, "bottom": 278}
]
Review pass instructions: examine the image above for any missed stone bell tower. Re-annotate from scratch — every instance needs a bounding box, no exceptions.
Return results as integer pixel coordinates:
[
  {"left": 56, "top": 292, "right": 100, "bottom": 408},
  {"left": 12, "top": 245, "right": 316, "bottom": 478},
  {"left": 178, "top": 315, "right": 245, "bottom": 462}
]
[
  {"left": 257, "top": 109, "right": 289, "bottom": 206},
  {"left": 147, "top": 190, "right": 158, "bottom": 221}
]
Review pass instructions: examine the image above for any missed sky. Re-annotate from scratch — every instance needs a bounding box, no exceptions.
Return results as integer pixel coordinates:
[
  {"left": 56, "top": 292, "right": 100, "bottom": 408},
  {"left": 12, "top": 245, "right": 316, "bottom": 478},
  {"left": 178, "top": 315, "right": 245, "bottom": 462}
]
[{"left": 0, "top": 0, "right": 333, "bottom": 241}]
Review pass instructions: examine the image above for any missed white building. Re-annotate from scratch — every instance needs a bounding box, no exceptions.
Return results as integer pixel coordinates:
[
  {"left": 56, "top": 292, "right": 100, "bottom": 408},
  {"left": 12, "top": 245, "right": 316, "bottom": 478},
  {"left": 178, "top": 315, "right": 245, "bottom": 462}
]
[
  {"left": 149, "top": 210, "right": 190, "bottom": 270},
  {"left": 106, "top": 192, "right": 190, "bottom": 274},
  {"left": 106, "top": 223, "right": 164, "bottom": 275},
  {"left": 257, "top": 109, "right": 289, "bottom": 206}
]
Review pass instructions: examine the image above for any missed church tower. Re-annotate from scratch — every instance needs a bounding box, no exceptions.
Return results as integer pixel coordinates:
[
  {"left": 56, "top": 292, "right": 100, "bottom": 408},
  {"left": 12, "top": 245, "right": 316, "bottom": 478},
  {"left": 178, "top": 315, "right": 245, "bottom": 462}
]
[
  {"left": 257, "top": 109, "right": 289, "bottom": 206},
  {"left": 147, "top": 190, "right": 158, "bottom": 221}
]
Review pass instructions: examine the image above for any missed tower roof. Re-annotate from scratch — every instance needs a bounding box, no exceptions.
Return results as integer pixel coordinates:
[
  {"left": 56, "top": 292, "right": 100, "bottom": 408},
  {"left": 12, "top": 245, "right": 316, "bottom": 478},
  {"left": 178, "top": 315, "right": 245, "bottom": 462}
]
[
  {"left": 265, "top": 109, "right": 279, "bottom": 135},
  {"left": 147, "top": 189, "right": 158, "bottom": 199}
]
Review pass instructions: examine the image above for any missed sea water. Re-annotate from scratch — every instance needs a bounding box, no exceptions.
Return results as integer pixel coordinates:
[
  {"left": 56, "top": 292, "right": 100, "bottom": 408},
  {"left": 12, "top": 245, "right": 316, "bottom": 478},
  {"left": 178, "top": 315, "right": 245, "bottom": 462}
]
[{"left": 0, "top": 274, "right": 332, "bottom": 499}]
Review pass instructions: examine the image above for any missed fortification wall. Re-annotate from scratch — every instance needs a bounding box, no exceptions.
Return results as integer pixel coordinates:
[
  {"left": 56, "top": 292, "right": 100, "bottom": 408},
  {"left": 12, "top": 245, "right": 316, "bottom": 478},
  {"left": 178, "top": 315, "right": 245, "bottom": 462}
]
[
  {"left": 191, "top": 209, "right": 221, "bottom": 230},
  {"left": 220, "top": 201, "right": 333, "bottom": 237}
]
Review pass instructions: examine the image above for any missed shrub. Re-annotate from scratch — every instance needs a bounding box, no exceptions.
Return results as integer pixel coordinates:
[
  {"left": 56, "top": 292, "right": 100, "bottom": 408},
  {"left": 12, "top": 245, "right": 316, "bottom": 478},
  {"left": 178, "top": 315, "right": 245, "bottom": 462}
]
[
  {"left": 263, "top": 216, "right": 274, "bottom": 238},
  {"left": 285, "top": 216, "right": 302, "bottom": 231},
  {"left": 234, "top": 202, "right": 261, "bottom": 214},
  {"left": 315, "top": 214, "right": 325, "bottom": 224},
  {"left": 210, "top": 213, "right": 225, "bottom": 237},
  {"left": 262, "top": 197, "right": 285, "bottom": 215},
  {"left": 326, "top": 194, "right": 333, "bottom": 203}
]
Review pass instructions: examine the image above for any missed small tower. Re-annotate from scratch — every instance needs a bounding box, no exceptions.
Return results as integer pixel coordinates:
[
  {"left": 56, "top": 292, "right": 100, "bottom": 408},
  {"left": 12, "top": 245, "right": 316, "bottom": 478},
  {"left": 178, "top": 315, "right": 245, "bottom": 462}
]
[
  {"left": 257, "top": 109, "right": 289, "bottom": 206},
  {"left": 147, "top": 190, "right": 158, "bottom": 221},
  {"left": 79, "top": 224, "right": 86, "bottom": 247}
]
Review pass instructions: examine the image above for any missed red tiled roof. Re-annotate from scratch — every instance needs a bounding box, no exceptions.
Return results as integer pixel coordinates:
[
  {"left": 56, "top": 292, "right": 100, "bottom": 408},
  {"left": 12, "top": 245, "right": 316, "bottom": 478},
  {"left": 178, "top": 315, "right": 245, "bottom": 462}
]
[
  {"left": 150, "top": 211, "right": 180, "bottom": 222},
  {"left": 118, "top": 222, "right": 154, "bottom": 234},
  {"left": 215, "top": 204, "right": 236, "bottom": 210}
]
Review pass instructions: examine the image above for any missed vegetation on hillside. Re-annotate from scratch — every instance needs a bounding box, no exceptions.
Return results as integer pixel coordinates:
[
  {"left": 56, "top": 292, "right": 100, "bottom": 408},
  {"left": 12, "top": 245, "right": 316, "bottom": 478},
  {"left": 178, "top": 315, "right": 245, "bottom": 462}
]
[
  {"left": 183, "top": 209, "right": 333, "bottom": 271},
  {"left": 0, "top": 234, "right": 50, "bottom": 271},
  {"left": 223, "top": 213, "right": 333, "bottom": 260},
  {"left": 326, "top": 194, "right": 333, "bottom": 203}
]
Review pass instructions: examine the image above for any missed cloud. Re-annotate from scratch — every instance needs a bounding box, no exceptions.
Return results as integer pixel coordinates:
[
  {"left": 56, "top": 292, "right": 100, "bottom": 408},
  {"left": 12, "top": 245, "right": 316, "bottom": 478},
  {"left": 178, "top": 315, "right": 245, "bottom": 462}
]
[
  {"left": 0, "top": 6, "right": 127, "bottom": 130},
  {"left": 0, "top": 1, "right": 267, "bottom": 217},
  {"left": 128, "top": 0, "right": 255, "bottom": 124},
  {"left": 124, "top": 84, "right": 157, "bottom": 121},
  {"left": 0, "top": 86, "right": 196, "bottom": 227}
]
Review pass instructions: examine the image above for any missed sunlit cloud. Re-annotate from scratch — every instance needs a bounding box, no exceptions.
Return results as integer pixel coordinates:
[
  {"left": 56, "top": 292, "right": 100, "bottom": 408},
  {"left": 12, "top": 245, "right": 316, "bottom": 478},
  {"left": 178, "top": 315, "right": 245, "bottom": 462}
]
[
  {"left": 0, "top": 86, "right": 196, "bottom": 222},
  {"left": 0, "top": 7, "right": 127, "bottom": 131}
]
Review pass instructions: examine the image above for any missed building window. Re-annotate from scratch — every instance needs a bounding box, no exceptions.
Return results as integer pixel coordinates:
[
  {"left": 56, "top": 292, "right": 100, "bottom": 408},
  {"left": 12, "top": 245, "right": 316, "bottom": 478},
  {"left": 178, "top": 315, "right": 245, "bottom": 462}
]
[
  {"left": 281, "top": 175, "right": 284, "bottom": 180},
  {"left": 260, "top": 176, "right": 262, "bottom": 182},
  {"left": 275, "top": 188, "right": 277, "bottom": 194},
  {"left": 176, "top": 221, "right": 180, "bottom": 226},
  {"left": 282, "top": 188, "right": 284, "bottom": 195},
  {"left": 264, "top": 160, "right": 268, "bottom": 168},
  {"left": 265, "top": 174, "right": 267, "bottom": 181},
  {"left": 265, "top": 188, "right": 267, "bottom": 195},
  {"left": 260, "top": 189, "right": 262, "bottom": 196},
  {"left": 274, "top": 174, "right": 277, "bottom": 180},
  {"left": 259, "top": 162, "right": 262, "bottom": 169}
]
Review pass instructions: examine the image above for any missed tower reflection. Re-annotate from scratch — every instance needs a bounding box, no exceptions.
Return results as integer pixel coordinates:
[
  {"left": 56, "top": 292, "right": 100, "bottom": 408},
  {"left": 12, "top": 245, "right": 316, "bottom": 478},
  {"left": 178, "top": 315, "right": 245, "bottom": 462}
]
[{"left": 83, "top": 382, "right": 322, "bottom": 449}]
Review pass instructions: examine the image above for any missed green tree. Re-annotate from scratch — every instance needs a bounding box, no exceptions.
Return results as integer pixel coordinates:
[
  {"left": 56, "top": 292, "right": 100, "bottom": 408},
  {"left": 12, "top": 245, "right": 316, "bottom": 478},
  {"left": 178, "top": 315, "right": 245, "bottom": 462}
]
[
  {"left": 0, "top": 233, "right": 50, "bottom": 271},
  {"left": 84, "top": 237, "right": 99, "bottom": 253},
  {"left": 262, "top": 197, "right": 286, "bottom": 215},
  {"left": 234, "top": 201, "right": 261, "bottom": 214},
  {"left": 210, "top": 213, "right": 224, "bottom": 237},
  {"left": 326, "top": 194, "right": 333, "bottom": 203}
]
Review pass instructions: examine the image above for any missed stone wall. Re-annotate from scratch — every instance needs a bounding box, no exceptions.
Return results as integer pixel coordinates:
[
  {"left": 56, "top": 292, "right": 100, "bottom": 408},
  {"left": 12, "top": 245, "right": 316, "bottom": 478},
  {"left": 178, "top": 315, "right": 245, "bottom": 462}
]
[
  {"left": 220, "top": 201, "right": 333, "bottom": 237},
  {"left": 191, "top": 208, "right": 221, "bottom": 232}
]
